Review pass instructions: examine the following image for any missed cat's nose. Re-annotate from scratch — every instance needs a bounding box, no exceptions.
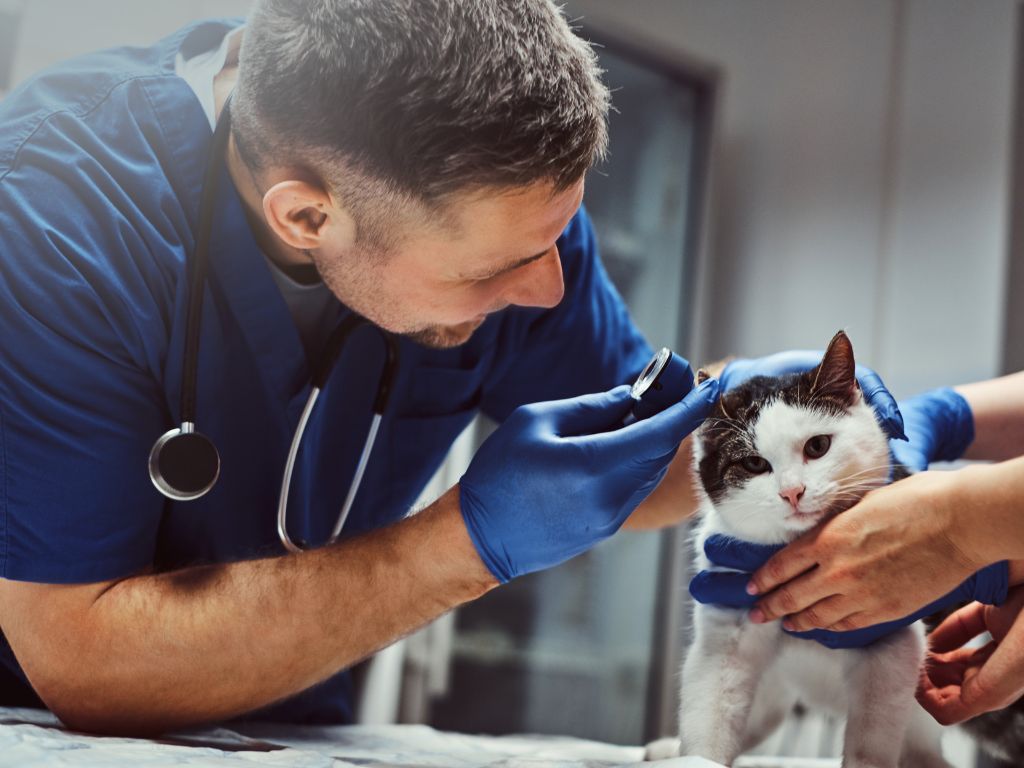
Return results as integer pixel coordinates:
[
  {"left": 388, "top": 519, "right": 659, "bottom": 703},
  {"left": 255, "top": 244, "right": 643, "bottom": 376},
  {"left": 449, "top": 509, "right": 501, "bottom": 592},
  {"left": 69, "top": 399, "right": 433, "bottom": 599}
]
[{"left": 779, "top": 484, "right": 805, "bottom": 508}]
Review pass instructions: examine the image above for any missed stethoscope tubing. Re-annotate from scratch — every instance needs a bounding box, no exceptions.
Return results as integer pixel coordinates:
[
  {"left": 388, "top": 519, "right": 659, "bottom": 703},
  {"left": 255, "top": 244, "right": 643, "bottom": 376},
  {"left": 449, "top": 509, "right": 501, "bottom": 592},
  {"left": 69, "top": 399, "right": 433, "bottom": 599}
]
[
  {"left": 182, "top": 93, "right": 234, "bottom": 427},
  {"left": 150, "top": 91, "right": 400, "bottom": 553},
  {"left": 276, "top": 390, "right": 385, "bottom": 553}
]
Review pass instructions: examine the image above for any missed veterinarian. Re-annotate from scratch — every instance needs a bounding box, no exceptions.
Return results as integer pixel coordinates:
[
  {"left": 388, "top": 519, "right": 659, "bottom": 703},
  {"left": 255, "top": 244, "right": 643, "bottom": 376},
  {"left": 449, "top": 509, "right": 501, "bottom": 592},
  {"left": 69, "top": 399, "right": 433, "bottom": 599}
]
[
  {"left": 0, "top": 0, "right": 915, "bottom": 736},
  {"left": 725, "top": 372, "right": 1024, "bottom": 725}
]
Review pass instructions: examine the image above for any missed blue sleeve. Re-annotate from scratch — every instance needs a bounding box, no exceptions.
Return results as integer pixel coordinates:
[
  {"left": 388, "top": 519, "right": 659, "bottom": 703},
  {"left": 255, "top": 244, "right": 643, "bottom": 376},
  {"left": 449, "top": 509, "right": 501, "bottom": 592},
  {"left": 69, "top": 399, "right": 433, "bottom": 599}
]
[
  {"left": 481, "top": 207, "right": 653, "bottom": 421},
  {"left": 0, "top": 95, "right": 180, "bottom": 584}
]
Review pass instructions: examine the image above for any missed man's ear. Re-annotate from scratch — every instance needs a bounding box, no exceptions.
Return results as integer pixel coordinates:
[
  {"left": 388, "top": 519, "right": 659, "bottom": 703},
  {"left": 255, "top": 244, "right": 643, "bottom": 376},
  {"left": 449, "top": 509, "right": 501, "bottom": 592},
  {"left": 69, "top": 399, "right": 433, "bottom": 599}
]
[{"left": 262, "top": 180, "right": 357, "bottom": 251}]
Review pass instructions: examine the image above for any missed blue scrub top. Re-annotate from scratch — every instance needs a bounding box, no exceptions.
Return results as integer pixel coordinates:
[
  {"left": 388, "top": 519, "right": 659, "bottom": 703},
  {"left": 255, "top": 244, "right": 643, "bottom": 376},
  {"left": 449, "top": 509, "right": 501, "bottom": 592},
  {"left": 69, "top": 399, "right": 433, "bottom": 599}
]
[{"left": 0, "top": 20, "right": 653, "bottom": 724}]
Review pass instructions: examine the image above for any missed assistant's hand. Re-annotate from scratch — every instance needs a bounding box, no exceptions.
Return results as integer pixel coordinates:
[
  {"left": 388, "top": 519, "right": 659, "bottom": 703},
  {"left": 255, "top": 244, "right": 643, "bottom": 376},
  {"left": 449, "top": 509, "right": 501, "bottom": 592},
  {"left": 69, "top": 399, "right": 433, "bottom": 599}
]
[
  {"left": 890, "top": 387, "right": 975, "bottom": 472},
  {"left": 690, "top": 529, "right": 1007, "bottom": 649},
  {"left": 460, "top": 379, "right": 720, "bottom": 583},
  {"left": 720, "top": 350, "right": 905, "bottom": 440},
  {"left": 744, "top": 471, "right": 1006, "bottom": 632},
  {"left": 919, "top": 586, "right": 1024, "bottom": 724}
]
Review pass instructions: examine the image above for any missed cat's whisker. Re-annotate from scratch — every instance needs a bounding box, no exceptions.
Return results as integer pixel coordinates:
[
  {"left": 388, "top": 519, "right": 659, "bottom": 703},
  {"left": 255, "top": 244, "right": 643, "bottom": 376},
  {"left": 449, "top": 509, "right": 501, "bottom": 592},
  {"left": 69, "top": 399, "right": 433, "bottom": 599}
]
[
  {"left": 832, "top": 480, "right": 884, "bottom": 490},
  {"left": 830, "top": 485, "right": 886, "bottom": 498},
  {"left": 703, "top": 417, "right": 749, "bottom": 434},
  {"left": 703, "top": 423, "right": 753, "bottom": 443},
  {"left": 837, "top": 462, "right": 896, "bottom": 475},
  {"left": 836, "top": 477, "right": 892, "bottom": 490},
  {"left": 832, "top": 465, "right": 895, "bottom": 483},
  {"left": 837, "top": 463, "right": 894, "bottom": 475}
]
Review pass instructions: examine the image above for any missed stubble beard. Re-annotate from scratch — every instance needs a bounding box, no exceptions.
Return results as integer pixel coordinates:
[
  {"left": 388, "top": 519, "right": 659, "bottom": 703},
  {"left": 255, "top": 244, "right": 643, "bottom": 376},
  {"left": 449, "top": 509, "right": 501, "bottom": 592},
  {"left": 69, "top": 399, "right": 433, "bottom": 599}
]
[
  {"left": 311, "top": 249, "right": 486, "bottom": 350},
  {"left": 403, "top": 317, "right": 486, "bottom": 349}
]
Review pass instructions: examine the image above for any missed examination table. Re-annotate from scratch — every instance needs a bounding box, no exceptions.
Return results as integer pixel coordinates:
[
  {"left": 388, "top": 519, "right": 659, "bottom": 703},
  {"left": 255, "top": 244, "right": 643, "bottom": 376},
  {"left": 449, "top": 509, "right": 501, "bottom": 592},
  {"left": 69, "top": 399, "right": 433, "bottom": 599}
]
[{"left": 0, "top": 706, "right": 844, "bottom": 767}]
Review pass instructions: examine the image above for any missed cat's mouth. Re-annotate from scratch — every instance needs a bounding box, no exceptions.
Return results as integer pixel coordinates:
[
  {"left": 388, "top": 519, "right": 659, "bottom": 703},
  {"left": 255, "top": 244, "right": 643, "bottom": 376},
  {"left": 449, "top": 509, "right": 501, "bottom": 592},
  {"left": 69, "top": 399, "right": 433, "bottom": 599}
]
[
  {"left": 788, "top": 507, "right": 824, "bottom": 519},
  {"left": 786, "top": 496, "right": 862, "bottom": 527},
  {"left": 786, "top": 507, "right": 829, "bottom": 525}
]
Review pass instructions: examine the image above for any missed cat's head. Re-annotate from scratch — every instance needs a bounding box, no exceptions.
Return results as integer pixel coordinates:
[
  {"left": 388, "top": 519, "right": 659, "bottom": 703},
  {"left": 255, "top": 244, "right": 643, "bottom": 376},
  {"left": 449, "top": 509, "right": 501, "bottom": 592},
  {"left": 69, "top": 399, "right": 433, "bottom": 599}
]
[{"left": 694, "top": 331, "right": 890, "bottom": 544}]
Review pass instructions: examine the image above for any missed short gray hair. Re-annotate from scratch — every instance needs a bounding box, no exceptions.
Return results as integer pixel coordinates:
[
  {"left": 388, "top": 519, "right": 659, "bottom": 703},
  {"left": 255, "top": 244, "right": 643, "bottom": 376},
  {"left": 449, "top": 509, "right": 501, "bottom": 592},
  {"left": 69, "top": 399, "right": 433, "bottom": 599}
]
[{"left": 233, "top": 0, "right": 609, "bottom": 237}]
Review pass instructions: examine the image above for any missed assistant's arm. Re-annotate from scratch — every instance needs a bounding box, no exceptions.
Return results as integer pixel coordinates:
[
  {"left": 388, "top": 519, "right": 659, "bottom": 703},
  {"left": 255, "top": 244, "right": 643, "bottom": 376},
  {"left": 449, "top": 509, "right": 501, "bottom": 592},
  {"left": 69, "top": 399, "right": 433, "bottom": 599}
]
[
  {"left": 0, "top": 487, "right": 495, "bottom": 736},
  {"left": 957, "top": 371, "right": 1024, "bottom": 461},
  {"left": 955, "top": 455, "right": 1024, "bottom": 567}
]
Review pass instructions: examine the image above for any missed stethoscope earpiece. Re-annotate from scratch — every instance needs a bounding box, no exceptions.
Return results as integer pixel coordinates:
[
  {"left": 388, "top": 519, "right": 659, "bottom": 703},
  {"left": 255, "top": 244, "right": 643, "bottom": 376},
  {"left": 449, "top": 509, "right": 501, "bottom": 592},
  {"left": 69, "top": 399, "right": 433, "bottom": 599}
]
[{"left": 148, "top": 424, "right": 221, "bottom": 501}]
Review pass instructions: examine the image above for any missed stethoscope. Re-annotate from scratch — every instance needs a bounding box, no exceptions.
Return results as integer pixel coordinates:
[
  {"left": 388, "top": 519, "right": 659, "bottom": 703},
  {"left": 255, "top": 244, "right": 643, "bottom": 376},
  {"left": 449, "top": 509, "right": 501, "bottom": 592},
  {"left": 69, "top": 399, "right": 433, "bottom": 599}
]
[{"left": 147, "top": 94, "right": 399, "bottom": 552}]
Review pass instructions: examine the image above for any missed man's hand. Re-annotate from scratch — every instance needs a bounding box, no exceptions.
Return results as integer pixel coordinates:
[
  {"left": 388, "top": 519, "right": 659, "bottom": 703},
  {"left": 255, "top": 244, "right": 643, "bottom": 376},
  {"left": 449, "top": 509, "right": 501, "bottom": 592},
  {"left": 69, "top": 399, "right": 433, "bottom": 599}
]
[
  {"left": 459, "top": 380, "right": 720, "bottom": 583},
  {"left": 919, "top": 587, "right": 1024, "bottom": 724},
  {"left": 747, "top": 471, "right": 996, "bottom": 631}
]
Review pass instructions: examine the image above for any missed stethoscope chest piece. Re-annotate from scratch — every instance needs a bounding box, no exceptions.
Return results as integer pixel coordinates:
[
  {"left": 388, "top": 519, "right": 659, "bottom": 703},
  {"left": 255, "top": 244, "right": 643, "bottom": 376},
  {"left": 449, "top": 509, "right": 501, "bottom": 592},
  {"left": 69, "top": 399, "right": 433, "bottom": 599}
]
[
  {"left": 148, "top": 95, "right": 397, "bottom": 554},
  {"left": 149, "top": 423, "right": 221, "bottom": 501}
]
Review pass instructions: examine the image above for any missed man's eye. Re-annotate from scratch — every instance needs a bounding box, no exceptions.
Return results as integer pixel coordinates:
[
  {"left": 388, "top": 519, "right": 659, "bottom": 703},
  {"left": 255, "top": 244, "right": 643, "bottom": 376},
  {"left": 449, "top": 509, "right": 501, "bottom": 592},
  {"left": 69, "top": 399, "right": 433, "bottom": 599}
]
[
  {"left": 739, "top": 455, "right": 771, "bottom": 474},
  {"left": 803, "top": 435, "right": 832, "bottom": 460}
]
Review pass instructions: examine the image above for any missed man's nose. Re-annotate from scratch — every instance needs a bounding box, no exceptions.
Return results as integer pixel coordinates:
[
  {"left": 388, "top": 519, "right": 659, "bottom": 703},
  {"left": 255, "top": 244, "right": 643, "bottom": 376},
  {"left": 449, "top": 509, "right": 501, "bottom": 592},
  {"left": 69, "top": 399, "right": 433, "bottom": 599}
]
[
  {"left": 503, "top": 247, "right": 564, "bottom": 309},
  {"left": 779, "top": 484, "right": 806, "bottom": 508}
]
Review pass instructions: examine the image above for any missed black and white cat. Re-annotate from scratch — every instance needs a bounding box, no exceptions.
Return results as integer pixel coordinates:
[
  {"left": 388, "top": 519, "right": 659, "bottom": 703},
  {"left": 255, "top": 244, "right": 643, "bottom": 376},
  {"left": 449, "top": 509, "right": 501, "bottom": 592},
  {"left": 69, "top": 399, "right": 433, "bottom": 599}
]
[{"left": 647, "top": 331, "right": 950, "bottom": 768}]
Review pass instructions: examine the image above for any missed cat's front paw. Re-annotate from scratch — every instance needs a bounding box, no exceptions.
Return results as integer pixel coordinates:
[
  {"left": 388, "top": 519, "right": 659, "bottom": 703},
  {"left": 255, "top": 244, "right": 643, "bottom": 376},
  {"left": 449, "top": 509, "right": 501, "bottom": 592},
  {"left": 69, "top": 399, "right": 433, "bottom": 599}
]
[{"left": 643, "top": 736, "right": 681, "bottom": 761}]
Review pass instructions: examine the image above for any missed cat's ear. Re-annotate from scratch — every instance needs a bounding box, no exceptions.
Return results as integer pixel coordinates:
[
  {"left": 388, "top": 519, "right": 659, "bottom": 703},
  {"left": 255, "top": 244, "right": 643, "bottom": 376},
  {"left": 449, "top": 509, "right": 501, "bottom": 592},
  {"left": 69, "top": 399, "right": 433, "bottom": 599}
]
[
  {"left": 697, "top": 369, "right": 734, "bottom": 418},
  {"left": 717, "top": 390, "right": 739, "bottom": 420},
  {"left": 809, "top": 331, "right": 859, "bottom": 404}
]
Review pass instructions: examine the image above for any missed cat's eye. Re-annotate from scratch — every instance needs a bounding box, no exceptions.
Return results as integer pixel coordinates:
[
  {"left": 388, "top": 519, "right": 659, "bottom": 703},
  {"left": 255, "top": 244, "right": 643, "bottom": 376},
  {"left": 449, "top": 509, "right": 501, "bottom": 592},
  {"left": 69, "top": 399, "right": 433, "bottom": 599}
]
[
  {"left": 804, "top": 435, "right": 832, "bottom": 460},
  {"left": 740, "top": 455, "right": 771, "bottom": 474}
]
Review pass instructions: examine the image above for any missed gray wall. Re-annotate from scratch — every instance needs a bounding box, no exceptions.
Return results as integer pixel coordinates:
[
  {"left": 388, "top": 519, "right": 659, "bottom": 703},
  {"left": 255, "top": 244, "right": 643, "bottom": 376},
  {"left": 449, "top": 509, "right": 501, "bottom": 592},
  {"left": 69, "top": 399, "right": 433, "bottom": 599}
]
[
  {"left": 571, "top": 0, "right": 1018, "bottom": 397},
  {"left": 8, "top": 0, "right": 252, "bottom": 87}
]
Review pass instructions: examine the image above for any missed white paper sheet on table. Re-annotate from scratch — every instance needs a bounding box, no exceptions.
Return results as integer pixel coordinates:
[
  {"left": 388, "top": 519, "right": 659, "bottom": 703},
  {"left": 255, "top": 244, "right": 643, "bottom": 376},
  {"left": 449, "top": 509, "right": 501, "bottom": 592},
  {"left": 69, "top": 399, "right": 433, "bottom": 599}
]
[{"left": 0, "top": 707, "right": 737, "bottom": 768}]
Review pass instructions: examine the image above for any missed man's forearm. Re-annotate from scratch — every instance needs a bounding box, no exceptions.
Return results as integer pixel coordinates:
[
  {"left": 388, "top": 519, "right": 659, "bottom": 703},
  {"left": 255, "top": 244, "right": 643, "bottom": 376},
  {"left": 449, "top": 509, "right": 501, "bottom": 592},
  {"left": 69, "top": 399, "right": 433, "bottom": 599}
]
[
  {"left": 958, "top": 372, "right": 1024, "bottom": 461},
  {"left": 624, "top": 435, "right": 699, "bottom": 530},
  {"left": 2, "top": 486, "right": 496, "bottom": 735}
]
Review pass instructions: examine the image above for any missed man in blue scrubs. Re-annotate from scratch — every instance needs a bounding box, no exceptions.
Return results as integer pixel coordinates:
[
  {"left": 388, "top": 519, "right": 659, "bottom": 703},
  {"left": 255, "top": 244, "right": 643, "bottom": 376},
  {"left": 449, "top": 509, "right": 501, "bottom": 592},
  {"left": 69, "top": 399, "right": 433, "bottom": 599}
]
[
  {"left": 0, "top": 0, "right": 900, "bottom": 735},
  {"left": 0, "top": 1, "right": 722, "bottom": 733}
]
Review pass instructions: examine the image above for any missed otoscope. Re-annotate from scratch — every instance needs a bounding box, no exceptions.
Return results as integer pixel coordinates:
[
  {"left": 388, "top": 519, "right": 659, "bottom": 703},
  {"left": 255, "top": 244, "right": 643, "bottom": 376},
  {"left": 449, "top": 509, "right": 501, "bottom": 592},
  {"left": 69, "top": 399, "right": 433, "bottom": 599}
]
[{"left": 624, "top": 347, "right": 695, "bottom": 425}]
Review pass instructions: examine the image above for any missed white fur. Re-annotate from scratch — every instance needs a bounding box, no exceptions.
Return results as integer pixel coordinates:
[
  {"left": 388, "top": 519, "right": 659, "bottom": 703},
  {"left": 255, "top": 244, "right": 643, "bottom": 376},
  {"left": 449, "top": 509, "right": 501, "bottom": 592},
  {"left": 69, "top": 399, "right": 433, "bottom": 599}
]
[
  {"left": 706, "top": 397, "right": 889, "bottom": 544},
  {"left": 647, "top": 394, "right": 950, "bottom": 767}
]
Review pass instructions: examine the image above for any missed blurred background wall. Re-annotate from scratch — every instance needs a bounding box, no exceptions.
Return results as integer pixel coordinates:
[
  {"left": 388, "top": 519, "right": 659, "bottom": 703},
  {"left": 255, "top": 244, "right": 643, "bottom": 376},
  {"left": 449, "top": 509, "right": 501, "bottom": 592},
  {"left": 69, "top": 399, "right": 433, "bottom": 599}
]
[{"left": 570, "top": 0, "right": 1018, "bottom": 398}]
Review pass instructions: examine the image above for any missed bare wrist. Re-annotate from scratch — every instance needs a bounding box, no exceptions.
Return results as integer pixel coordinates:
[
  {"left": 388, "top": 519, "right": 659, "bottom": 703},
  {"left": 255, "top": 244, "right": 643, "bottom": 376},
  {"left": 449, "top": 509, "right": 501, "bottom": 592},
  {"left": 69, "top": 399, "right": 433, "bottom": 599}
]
[
  {"left": 948, "top": 463, "right": 1013, "bottom": 567},
  {"left": 428, "top": 485, "right": 500, "bottom": 597},
  {"left": 924, "top": 465, "right": 984, "bottom": 572}
]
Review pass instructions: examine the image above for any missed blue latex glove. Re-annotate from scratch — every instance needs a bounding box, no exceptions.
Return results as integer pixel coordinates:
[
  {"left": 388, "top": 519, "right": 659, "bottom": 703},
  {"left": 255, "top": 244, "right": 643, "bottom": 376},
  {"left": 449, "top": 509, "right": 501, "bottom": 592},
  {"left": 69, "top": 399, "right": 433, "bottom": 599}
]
[
  {"left": 889, "top": 387, "right": 975, "bottom": 472},
  {"left": 690, "top": 534, "right": 1008, "bottom": 649},
  {"left": 460, "top": 379, "right": 720, "bottom": 583},
  {"left": 720, "top": 352, "right": 906, "bottom": 441}
]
